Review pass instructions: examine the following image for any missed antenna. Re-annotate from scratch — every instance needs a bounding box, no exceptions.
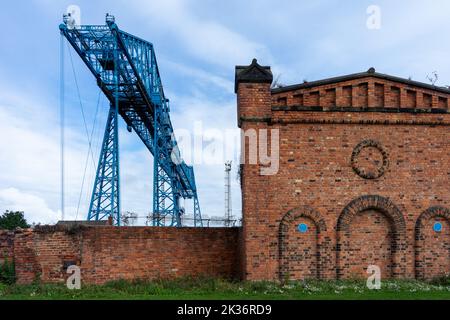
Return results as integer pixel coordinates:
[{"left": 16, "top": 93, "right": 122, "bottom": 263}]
[{"left": 225, "top": 161, "right": 232, "bottom": 227}]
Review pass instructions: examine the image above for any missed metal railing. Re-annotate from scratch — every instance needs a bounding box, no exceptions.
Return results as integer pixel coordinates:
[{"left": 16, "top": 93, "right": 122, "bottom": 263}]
[{"left": 121, "top": 213, "right": 242, "bottom": 228}]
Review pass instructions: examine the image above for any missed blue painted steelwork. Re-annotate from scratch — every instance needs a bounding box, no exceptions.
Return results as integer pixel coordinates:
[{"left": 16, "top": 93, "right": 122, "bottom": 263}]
[
  {"left": 88, "top": 105, "right": 121, "bottom": 225},
  {"left": 59, "top": 14, "right": 202, "bottom": 227}
]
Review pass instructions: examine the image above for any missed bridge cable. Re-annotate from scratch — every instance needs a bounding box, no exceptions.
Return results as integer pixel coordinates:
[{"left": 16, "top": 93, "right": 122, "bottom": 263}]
[
  {"left": 75, "top": 90, "right": 103, "bottom": 220},
  {"left": 65, "top": 42, "right": 104, "bottom": 220},
  {"left": 67, "top": 42, "right": 97, "bottom": 169},
  {"left": 60, "top": 34, "right": 65, "bottom": 221},
  {"left": 87, "top": 97, "right": 106, "bottom": 207}
]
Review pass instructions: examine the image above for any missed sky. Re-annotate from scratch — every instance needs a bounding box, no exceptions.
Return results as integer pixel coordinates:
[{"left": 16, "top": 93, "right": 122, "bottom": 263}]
[{"left": 0, "top": 0, "right": 449, "bottom": 225}]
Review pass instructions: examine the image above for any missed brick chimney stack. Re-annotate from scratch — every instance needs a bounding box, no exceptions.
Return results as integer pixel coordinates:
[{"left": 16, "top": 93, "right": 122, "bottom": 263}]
[{"left": 235, "top": 59, "right": 273, "bottom": 128}]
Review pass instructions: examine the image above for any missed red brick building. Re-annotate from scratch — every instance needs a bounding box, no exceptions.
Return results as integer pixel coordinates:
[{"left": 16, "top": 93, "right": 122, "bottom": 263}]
[
  {"left": 1, "top": 60, "right": 449, "bottom": 286},
  {"left": 235, "top": 59, "right": 450, "bottom": 281}
]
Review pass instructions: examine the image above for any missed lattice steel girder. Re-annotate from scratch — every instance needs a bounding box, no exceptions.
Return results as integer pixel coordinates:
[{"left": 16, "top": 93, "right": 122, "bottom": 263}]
[
  {"left": 152, "top": 163, "right": 181, "bottom": 227},
  {"left": 87, "top": 105, "right": 120, "bottom": 225},
  {"left": 60, "top": 15, "right": 202, "bottom": 226},
  {"left": 60, "top": 20, "right": 197, "bottom": 194},
  {"left": 193, "top": 194, "right": 203, "bottom": 227}
]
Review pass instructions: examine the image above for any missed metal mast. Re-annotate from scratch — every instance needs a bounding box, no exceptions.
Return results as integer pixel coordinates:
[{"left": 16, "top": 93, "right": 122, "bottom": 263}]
[
  {"left": 60, "top": 14, "right": 203, "bottom": 227},
  {"left": 224, "top": 161, "right": 232, "bottom": 227}
]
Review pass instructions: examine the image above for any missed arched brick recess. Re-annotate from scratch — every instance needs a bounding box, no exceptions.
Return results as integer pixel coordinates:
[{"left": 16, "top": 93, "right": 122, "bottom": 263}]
[
  {"left": 336, "top": 195, "right": 407, "bottom": 279},
  {"left": 278, "top": 206, "right": 330, "bottom": 281},
  {"left": 415, "top": 206, "right": 450, "bottom": 280}
]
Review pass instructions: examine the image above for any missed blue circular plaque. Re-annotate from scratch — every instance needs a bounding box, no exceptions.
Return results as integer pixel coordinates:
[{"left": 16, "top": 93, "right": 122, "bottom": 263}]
[
  {"left": 433, "top": 222, "right": 442, "bottom": 233},
  {"left": 298, "top": 223, "right": 308, "bottom": 233}
]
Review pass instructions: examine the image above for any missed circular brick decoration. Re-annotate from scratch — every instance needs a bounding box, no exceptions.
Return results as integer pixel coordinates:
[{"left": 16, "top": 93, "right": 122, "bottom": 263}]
[{"left": 351, "top": 140, "right": 388, "bottom": 179}]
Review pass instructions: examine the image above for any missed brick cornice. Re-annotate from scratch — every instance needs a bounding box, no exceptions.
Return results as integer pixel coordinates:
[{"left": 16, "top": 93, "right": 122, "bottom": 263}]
[
  {"left": 272, "top": 119, "right": 450, "bottom": 126},
  {"left": 240, "top": 116, "right": 450, "bottom": 126},
  {"left": 272, "top": 105, "right": 450, "bottom": 114},
  {"left": 239, "top": 117, "right": 272, "bottom": 125}
]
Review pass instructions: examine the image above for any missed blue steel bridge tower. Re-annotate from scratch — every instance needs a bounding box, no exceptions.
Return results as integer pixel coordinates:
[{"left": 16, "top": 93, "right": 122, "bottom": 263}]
[{"left": 60, "top": 14, "right": 202, "bottom": 227}]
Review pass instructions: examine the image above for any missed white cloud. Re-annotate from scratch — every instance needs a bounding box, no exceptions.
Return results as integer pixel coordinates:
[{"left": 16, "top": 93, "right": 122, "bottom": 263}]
[
  {"left": 0, "top": 80, "right": 160, "bottom": 225},
  {"left": 131, "top": 0, "right": 273, "bottom": 68},
  {"left": 162, "top": 59, "right": 235, "bottom": 94},
  {"left": 169, "top": 91, "right": 242, "bottom": 219},
  {"left": 0, "top": 83, "right": 89, "bottom": 224},
  {"left": 279, "top": 0, "right": 450, "bottom": 84},
  {"left": 0, "top": 188, "right": 60, "bottom": 225}
]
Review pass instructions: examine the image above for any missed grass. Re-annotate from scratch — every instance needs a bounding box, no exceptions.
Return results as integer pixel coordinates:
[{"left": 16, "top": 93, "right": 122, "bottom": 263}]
[{"left": 0, "top": 277, "right": 449, "bottom": 300}]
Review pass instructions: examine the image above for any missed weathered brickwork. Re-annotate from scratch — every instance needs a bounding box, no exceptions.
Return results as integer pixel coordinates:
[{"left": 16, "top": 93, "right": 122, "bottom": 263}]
[
  {"left": 415, "top": 206, "right": 450, "bottom": 280},
  {"left": 236, "top": 60, "right": 450, "bottom": 281},
  {"left": 2, "top": 61, "right": 449, "bottom": 285},
  {"left": 341, "top": 209, "right": 394, "bottom": 278},
  {"left": 270, "top": 71, "right": 449, "bottom": 111},
  {"left": 0, "top": 230, "right": 14, "bottom": 264},
  {"left": 10, "top": 226, "right": 240, "bottom": 285},
  {"left": 279, "top": 206, "right": 330, "bottom": 281}
]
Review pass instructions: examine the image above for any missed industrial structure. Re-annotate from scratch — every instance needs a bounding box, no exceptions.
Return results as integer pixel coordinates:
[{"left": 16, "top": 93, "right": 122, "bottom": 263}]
[
  {"left": 236, "top": 59, "right": 450, "bottom": 281},
  {"left": 59, "top": 14, "right": 202, "bottom": 227},
  {"left": 21, "top": 14, "right": 446, "bottom": 284},
  {"left": 224, "top": 161, "right": 233, "bottom": 227},
  {"left": 2, "top": 57, "right": 449, "bottom": 285}
]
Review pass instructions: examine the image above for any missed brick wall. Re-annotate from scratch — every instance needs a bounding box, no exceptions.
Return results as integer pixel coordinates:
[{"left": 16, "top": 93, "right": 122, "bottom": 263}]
[
  {"left": 236, "top": 61, "right": 450, "bottom": 281},
  {"left": 11, "top": 226, "right": 240, "bottom": 285},
  {"left": 339, "top": 209, "right": 394, "bottom": 278},
  {"left": 0, "top": 230, "right": 14, "bottom": 264}
]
